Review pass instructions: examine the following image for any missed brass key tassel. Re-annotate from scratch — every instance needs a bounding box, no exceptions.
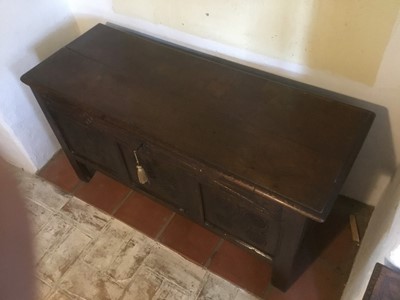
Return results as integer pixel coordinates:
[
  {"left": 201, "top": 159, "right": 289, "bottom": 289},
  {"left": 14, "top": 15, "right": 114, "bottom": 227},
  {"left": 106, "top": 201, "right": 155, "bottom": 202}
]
[{"left": 133, "top": 150, "right": 149, "bottom": 184}]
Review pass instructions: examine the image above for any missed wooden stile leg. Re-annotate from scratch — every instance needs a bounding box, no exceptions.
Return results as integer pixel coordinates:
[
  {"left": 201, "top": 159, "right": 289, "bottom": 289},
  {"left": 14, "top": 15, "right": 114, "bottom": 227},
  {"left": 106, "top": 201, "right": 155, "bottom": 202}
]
[
  {"left": 68, "top": 157, "right": 94, "bottom": 182},
  {"left": 272, "top": 208, "right": 309, "bottom": 291}
]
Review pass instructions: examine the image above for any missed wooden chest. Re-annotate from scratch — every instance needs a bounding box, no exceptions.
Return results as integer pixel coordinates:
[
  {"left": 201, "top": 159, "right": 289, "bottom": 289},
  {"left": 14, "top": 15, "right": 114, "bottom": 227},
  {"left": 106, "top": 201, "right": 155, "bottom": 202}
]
[{"left": 21, "top": 24, "right": 374, "bottom": 290}]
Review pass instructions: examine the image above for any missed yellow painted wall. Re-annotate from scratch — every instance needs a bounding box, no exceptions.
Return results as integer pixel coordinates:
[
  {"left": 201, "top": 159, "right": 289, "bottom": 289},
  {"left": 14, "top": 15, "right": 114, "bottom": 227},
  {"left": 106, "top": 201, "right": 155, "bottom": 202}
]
[{"left": 114, "top": 0, "right": 400, "bottom": 85}]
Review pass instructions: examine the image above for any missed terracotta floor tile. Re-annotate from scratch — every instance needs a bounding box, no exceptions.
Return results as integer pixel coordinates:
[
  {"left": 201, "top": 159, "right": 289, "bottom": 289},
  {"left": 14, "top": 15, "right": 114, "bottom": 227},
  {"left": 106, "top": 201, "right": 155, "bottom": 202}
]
[
  {"left": 317, "top": 224, "right": 358, "bottom": 275},
  {"left": 24, "top": 168, "right": 373, "bottom": 300},
  {"left": 38, "top": 151, "right": 81, "bottom": 192},
  {"left": 159, "top": 214, "right": 220, "bottom": 265},
  {"left": 265, "top": 259, "right": 346, "bottom": 300},
  {"left": 208, "top": 240, "right": 271, "bottom": 297},
  {"left": 74, "top": 172, "right": 130, "bottom": 214},
  {"left": 198, "top": 273, "right": 239, "bottom": 299},
  {"left": 37, "top": 227, "right": 92, "bottom": 284},
  {"left": 142, "top": 244, "right": 206, "bottom": 293},
  {"left": 114, "top": 192, "right": 174, "bottom": 238},
  {"left": 36, "top": 278, "right": 52, "bottom": 300},
  {"left": 61, "top": 197, "right": 111, "bottom": 238},
  {"left": 34, "top": 159, "right": 372, "bottom": 299},
  {"left": 303, "top": 197, "right": 366, "bottom": 277},
  {"left": 58, "top": 261, "right": 125, "bottom": 299}
]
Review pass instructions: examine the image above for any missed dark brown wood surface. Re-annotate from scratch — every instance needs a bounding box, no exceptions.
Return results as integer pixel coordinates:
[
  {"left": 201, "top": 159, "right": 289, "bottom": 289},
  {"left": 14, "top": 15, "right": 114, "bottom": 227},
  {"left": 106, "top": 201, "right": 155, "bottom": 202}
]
[
  {"left": 21, "top": 23, "right": 375, "bottom": 291},
  {"left": 22, "top": 25, "right": 374, "bottom": 221},
  {"left": 363, "top": 263, "right": 400, "bottom": 300},
  {"left": 21, "top": 24, "right": 374, "bottom": 222}
]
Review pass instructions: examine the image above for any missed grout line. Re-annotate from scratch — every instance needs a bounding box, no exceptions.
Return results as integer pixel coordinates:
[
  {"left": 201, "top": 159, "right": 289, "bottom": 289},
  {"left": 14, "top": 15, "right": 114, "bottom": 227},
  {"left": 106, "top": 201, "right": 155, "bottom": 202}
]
[
  {"left": 70, "top": 180, "right": 85, "bottom": 195},
  {"left": 261, "top": 282, "right": 273, "bottom": 299},
  {"left": 155, "top": 212, "right": 176, "bottom": 241},
  {"left": 111, "top": 190, "right": 134, "bottom": 216},
  {"left": 194, "top": 272, "right": 211, "bottom": 299},
  {"left": 203, "top": 238, "right": 224, "bottom": 269}
]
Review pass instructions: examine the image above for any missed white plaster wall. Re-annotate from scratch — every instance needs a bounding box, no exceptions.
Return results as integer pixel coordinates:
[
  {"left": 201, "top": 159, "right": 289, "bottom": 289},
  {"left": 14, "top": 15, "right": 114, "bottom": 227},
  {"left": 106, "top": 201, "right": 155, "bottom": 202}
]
[
  {"left": 67, "top": 0, "right": 400, "bottom": 206},
  {"left": 0, "top": 119, "right": 35, "bottom": 172},
  {"left": 0, "top": 0, "right": 80, "bottom": 172}
]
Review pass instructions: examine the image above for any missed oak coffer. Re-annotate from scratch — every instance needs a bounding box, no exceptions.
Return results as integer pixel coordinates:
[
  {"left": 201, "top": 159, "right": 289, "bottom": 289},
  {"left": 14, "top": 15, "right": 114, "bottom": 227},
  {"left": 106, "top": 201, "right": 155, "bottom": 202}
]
[{"left": 21, "top": 23, "right": 374, "bottom": 291}]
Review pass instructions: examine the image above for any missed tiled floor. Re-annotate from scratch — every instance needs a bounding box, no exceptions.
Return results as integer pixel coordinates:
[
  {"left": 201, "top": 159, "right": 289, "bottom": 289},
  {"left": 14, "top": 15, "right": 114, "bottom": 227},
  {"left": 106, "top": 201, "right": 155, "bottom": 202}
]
[
  {"left": 15, "top": 168, "right": 258, "bottom": 300},
  {"left": 32, "top": 151, "right": 373, "bottom": 299}
]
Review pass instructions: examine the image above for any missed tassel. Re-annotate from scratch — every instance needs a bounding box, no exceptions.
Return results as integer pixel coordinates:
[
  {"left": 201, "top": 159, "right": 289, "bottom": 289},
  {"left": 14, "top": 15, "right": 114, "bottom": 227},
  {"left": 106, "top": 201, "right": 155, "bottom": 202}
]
[
  {"left": 136, "top": 165, "right": 149, "bottom": 184},
  {"left": 134, "top": 150, "right": 149, "bottom": 184}
]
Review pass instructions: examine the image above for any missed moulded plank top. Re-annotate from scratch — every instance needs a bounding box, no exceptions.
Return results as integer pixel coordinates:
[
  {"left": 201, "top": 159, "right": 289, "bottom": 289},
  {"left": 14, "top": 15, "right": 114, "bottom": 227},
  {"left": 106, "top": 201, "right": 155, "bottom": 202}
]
[{"left": 21, "top": 24, "right": 374, "bottom": 221}]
